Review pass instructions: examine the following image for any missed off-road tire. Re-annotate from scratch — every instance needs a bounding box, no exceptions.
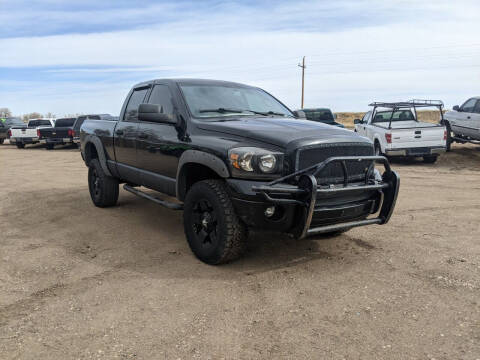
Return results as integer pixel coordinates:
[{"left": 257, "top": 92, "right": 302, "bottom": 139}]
[
  {"left": 423, "top": 155, "right": 438, "bottom": 164},
  {"left": 374, "top": 141, "right": 382, "bottom": 156},
  {"left": 16, "top": 143, "right": 25, "bottom": 149},
  {"left": 445, "top": 122, "right": 452, "bottom": 152},
  {"left": 88, "top": 158, "right": 119, "bottom": 207},
  {"left": 183, "top": 179, "right": 247, "bottom": 265}
]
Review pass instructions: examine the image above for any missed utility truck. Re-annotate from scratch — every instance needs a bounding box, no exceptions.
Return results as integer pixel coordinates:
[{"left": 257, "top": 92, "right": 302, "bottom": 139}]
[{"left": 354, "top": 100, "right": 446, "bottom": 163}]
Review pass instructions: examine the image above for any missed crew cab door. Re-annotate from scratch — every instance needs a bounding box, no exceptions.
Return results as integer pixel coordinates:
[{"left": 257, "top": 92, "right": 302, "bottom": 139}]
[
  {"left": 114, "top": 86, "right": 149, "bottom": 183},
  {"left": 136, "top": 84, "right": 180, "bottom": 196},
  {"left": 452, "top": 98, "right": 477, "bottom": 137},
  {"left": 356, "top": 111, "right": 371, "bottom": 137},
  {"left": 471, "top": 100, "right": 480, "bottom": 139}
]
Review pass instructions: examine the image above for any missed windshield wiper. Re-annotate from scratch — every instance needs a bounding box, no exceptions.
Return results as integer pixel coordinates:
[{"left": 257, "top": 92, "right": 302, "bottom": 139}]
[
  {"left": 245, "top": 110, "right": 287, "bottom": 117},
  {"left": 199, "top": 108, "right": 245, "bottom": 114},
  {"left": 198, "top": 108, "right": 290, "bottom": 117}
]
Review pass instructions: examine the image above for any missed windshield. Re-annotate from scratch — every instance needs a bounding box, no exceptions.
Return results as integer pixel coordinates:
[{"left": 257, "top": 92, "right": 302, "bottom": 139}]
[
  {"left": 373, "top": 110, "right": 416, "bottom": 123},
  {"left": 303, "top": 109, "right": 334, "bottom": 123},
  {"left": 180, "top": 84, "right": 293, "bottom": 119},
  {"left": 55, "top": 118, "right": 76, "bottom": 127}
]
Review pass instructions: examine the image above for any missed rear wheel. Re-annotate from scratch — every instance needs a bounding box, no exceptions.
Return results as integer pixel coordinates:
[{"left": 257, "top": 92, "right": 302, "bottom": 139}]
[
  {"left": 445, "top": 122, "right": 453, "bottom": 152},
  {"left": 423, "top": 155, "right": 438, "bottom": 164},
  {"left": 374, "top": 141, "right": 382, "bottom": 156},
  {"left": 16, "top": 143, "right": 25, "bottom": 149},
  {"left": 0, "top": 138, "right": 4, "bottom": 144},
  {"left": 183, "top": 179, "right": 247, "bottom": 265},
  {"left": 88, "top": 159, "right": 119, "bottom": 207}
]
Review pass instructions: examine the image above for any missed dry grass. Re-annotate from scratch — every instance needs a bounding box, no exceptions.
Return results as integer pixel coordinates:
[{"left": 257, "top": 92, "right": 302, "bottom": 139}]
[{"left": 335, "top": 110, "right": 444, "bottom": 129}]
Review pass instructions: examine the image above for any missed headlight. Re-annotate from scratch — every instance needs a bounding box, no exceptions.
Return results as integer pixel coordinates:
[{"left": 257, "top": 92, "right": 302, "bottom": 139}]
[
  {"left": 259, "top": 154, "right": 276, "bottom": 173},
  {"left": 228, "top": 147, "right": 283, "bottom": 178}
]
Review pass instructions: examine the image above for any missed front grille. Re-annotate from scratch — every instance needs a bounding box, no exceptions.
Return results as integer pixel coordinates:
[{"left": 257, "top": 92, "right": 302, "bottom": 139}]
[{"left": 296, "top": 142, "right": 374, "bottom": 185}]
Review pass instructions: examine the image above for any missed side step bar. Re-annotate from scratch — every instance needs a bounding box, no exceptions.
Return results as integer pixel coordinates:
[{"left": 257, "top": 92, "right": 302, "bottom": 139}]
[{"left": 123, "top": 185, "right": 183, "bottom": 210}]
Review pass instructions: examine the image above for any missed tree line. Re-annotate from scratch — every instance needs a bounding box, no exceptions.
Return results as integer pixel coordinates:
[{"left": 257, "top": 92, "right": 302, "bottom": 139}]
[{"left": 0, "top": 107, "right": 80, "bottom": 122}]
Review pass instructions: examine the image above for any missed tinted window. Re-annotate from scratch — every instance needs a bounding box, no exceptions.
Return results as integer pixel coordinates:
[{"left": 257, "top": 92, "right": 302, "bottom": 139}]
[
  {"left": 461, "top": 98, "right": 477, "bottom": 112},
  {"left": 472, "top": 100, "right": 480, "bottom": 114},
  {"left": 124, "top": 88, "right": 149, "bottom": 122},
  {"left": 147, "top": 85, "right": 175, "bottom": 120},
  {"left": 5, "top": 117, "right": 23, "bottom": 126},
  {"left": 89, "top": 115, "right": 101, "bottom": 120},
  {"left": 74, "top": 118, "right": 85, "bottom": 131},
  {"left": 373, "top": 110, "right": 415, "bottom": 123},
  {"left": 180, "top": 84, "right": 293, "bottom": 118},
  {"left": 28, "top": 120, "right": 52, "bottom": 127},
  {"left": 55, "top": 118, "right": 76, "bottom": 127},
  {"left": 303, "top": 109, "right": 334, "bottom": 122},
  {"left": 362, "top": 112, "right": 371, "bottom": 123}
]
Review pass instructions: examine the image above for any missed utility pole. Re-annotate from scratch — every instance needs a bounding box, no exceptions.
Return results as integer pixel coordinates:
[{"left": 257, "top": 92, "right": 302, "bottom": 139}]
[{"left": 298, "top": 56, "right": 306, "bottom": 109}]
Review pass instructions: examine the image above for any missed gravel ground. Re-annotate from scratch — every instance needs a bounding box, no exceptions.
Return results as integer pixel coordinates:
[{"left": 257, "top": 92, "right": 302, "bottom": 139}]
[{"left": 1, "top": 142, "right": 479, "bottom": 359}]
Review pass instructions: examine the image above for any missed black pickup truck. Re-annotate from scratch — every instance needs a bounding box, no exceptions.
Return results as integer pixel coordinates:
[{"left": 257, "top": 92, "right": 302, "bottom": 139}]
[
  {"left": 39, "top": 117, "right": 77, "bottom": 149},
  {"left": 80, "top": 79, "right": 399, "bottom": 264}
]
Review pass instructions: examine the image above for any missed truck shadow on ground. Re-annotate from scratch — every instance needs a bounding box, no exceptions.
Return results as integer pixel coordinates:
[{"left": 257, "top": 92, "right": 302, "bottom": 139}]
[{"left": 5, "top": 188, "right": 376, "bottom": 281}]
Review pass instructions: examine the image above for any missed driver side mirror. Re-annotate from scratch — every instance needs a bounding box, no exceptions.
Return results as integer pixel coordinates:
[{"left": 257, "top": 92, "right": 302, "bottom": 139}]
[
  {"left": 293, "top": 110, "right": 306, "bottom": 119},
  {"left": 354, "top": 118, "right": 362, "bottom": 124},
  {"left": 138, "top": 104, "right": 176, "bottom": 124},
  {"left": 453, "top": 105, "right": 460, "bottom": 111}
]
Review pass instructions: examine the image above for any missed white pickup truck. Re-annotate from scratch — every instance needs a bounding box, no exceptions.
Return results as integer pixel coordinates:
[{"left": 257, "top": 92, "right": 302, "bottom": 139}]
[
  {"left": 443, "top": 96, "right": 480, "bottom": 150},
  {"left": 9, "top": 118, "right": 55, "bottom": 148},
  {"left": 354, "top": 101, "right": 446, "bottom": 163}
]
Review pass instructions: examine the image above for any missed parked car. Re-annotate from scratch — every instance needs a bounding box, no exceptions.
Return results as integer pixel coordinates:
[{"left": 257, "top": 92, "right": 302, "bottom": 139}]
[
  {"left": 39, "top": 117, "right": 77, "bottom": 149},
  {"left": 354, "top": 100, "right": 446, "bottom": 163},
  {"left": 80, "top": 79, "right": 399, "bottom": 265},
  {"left": 443, "top": 96, "right": 480, "bottom": 150},
  {"left": 9, "top": 118, "right": 55, "bottom": 148},
  {"left": 0, "top": 117, "right": 24, "bottom": 144},
  {"left": 300, "top": 108, "right": 345, "bottom": 128}
]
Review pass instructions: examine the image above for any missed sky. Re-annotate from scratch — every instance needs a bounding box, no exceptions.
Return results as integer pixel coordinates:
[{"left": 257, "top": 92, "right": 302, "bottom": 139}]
[{"left": 1, "top": 0, "right": 480, "bottom": 117}]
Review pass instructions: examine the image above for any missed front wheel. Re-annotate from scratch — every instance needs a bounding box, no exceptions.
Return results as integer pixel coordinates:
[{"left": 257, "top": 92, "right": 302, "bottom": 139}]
[
  {"left": 16, "top": 143, "right": 25, "bottom": 149},
  {"left": 183, "top": 179, "right": 247, "bottom": 265},
  {"left": 88, "top": 159, "right": 119, "bottom": 207}
]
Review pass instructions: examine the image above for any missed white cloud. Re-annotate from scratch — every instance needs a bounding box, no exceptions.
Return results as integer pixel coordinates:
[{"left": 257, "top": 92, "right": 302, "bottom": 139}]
[{"left": 1, "top": 0, "right": 480, "bottom": 114}]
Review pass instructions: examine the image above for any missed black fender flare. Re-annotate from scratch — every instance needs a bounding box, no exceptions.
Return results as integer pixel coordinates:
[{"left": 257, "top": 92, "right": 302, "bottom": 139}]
[
  {"left": 83, "top": 135, "right": 112, "bottom": 177},
  {"left": 176, "top": 150, "right": 230, "bottom": 199}
]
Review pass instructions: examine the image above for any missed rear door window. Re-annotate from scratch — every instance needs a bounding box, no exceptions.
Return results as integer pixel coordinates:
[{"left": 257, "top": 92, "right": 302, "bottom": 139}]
[{"left": 124, "top": 88, "right": 149, "bottom": 122}]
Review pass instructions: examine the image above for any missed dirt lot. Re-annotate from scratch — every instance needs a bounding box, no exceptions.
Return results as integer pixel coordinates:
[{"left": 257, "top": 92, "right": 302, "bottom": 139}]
[{"left": 1, "top": 142, "right": 479, "bottom": 359}]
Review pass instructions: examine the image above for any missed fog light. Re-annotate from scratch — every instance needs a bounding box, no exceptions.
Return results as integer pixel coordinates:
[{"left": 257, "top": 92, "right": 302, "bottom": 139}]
[{"left": 264, "top": 206, "right": 275, "bottom": 217}]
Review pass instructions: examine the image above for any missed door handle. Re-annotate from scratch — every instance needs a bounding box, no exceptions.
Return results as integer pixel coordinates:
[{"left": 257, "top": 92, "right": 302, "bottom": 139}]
[
  {"left": 115, "top": 129, "right": 124, "bottom": 135},
  {"left": 467, "top": 116, "right": 471, "bottom": 119},
  {"left": 138, "top": 133, "right": 148, "bottom": 139}
]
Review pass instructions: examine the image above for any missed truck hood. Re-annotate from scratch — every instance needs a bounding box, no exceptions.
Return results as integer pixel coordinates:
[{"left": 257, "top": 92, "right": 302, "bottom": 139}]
[{"left": 197, "top": 117, "right": 366, "bottom": 148}]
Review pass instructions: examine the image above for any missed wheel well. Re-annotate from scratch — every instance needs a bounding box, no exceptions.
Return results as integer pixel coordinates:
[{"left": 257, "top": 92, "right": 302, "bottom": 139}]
[
  {"left": 177, "top": 163, "right": 222, "bottom": 201},
  {"left": 84, "top": 142, "right": 98, "bottom": 166}
]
